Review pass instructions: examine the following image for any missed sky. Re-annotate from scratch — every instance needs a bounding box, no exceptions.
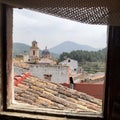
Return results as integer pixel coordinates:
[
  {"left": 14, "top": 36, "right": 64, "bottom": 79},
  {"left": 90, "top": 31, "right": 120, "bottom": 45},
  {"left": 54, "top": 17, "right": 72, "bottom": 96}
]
[{"left": 13, "top": 8, "right": 107, "bottom": 50}]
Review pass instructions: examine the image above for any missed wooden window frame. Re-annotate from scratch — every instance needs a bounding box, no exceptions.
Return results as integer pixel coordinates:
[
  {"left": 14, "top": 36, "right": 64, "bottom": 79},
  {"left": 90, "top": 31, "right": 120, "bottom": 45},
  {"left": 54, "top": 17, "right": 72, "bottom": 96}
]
[{"left": 1, "top": 3, "right": 119, "bottom": 120}]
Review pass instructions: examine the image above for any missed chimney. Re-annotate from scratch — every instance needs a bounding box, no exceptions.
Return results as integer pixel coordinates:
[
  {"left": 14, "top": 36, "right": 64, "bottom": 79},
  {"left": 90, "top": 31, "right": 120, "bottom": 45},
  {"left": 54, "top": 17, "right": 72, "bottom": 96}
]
[{"left": 44, "top": 74, "right": 52, "bottom": 81}]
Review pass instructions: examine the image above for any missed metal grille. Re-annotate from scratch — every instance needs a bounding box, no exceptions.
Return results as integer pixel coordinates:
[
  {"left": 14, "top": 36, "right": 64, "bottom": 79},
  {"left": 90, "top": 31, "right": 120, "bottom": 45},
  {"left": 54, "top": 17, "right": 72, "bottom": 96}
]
[
  {"left": 33, "top": 6, "right": 108, "bottom": 25},
  {"left": 1, "top": 0, "right": 120, "bottom": 26}
]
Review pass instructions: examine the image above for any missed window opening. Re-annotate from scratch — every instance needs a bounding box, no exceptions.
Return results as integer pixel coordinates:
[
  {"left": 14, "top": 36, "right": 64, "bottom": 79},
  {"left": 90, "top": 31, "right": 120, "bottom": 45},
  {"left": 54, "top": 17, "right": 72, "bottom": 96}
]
[
  {"left": 68, "top": 59, "right": 71, "bottom": 62},
  {"left": 13, "top": 8, "right": 107, "bottom": 116},
  {"left": 33, "top": 50, "right": 35, "bottom": 55}
]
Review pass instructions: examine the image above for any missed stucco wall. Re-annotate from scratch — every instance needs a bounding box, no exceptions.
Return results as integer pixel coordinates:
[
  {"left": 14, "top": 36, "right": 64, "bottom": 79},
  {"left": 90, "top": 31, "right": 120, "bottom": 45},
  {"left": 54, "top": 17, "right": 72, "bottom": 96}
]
[
  {"left": 59, "top": 58, "right": 78, "bottom": 73},
  {"left": 14, "top": 65, "right": 69, "bottom": 83}
]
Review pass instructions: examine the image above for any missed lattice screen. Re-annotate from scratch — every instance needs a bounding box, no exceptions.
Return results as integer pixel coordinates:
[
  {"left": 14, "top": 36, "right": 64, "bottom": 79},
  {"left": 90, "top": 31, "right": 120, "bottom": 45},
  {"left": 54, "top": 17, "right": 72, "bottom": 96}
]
[{"left": 1, "top": 0, "right": 120, "bottom": 26}]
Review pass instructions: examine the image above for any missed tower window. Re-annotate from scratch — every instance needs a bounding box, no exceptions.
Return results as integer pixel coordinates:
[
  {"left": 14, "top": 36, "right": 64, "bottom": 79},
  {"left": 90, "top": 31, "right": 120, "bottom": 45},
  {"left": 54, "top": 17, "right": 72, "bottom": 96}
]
[
  {"left": 33, "top": 50, "right": 35, "bottom": 55},
  {"left": 68, "top": 59, "right": 71, "bottom": 62}
]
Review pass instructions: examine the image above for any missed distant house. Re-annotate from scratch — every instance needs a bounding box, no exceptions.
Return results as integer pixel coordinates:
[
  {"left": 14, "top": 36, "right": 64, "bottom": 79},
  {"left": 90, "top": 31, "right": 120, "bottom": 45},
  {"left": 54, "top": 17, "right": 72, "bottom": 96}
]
[
  {"left": 15, "top": 55, "right": 24, "bottom": 62},
  {"left": 59, "top": 58, "right": 78, "bottom": 74},
  {"left": 15, "top": 54, "right": 29, "bottom": 63}
]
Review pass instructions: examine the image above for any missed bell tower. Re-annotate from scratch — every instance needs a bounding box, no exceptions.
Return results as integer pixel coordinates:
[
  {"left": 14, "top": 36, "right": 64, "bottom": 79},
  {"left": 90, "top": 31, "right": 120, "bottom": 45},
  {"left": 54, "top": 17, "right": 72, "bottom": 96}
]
[{"left": 30, "top": 41, "right": 40, "bottom": 63}]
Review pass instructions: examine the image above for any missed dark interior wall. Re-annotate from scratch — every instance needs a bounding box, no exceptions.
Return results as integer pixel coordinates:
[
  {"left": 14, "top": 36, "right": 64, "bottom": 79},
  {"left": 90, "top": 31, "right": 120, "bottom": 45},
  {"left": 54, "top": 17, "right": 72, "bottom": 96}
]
[{"left": 106, "top": 26, "right": 120, "bottom": 120}]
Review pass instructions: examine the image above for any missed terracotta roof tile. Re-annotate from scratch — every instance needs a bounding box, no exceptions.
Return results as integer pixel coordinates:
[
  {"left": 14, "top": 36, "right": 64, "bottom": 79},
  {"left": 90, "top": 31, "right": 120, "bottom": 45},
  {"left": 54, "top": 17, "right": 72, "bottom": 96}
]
[{"left": 14, "top": 73, "right": 102, "bottom": 114}]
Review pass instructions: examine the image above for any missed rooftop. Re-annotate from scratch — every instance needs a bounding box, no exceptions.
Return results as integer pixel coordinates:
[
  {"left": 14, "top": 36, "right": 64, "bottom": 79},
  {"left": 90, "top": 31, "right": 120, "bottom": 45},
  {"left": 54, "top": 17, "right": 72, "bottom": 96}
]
[
  {"left": 13, "top": 60, "right": 29, "bottom": 69},
  {"left": 14, "top": 73, "right": 102, "bottom": 115}
]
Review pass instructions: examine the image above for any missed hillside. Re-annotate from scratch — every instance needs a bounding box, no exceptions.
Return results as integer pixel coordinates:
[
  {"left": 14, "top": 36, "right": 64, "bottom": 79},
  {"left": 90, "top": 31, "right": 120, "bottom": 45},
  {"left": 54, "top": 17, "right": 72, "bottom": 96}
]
[
  {"left": 58, "top": 48, "right": 106, "bottom": 73},
  {"left": 13, "top": 43, "right": 59, "bottom": 58},
  {"left": 13, "top": 41, "right": 100, "bottom": 58},
  {"left": 13, "top": 43, "right": 30, "bottom": 57},
  {"left": 59, "top": 48, "right": 106, "bottom": 63},
  {"left": 49, "top": 41, "right": 97, "bottom": 54}
]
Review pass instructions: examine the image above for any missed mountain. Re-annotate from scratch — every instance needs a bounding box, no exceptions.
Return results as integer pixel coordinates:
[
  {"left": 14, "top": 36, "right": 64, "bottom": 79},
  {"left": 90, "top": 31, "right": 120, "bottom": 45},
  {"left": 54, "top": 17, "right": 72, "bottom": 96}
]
[
  {"left": 49, "top": 41, "right": 98, "bottom": 54},
  {"left": 13, "top": 43, "right": 59, "bottom": 58},
  {"left": 13, "top": 41, "right": 98, "bottom": 58},
  {"left": 13, "top": 43, "right": 30, "bottom": 57}
]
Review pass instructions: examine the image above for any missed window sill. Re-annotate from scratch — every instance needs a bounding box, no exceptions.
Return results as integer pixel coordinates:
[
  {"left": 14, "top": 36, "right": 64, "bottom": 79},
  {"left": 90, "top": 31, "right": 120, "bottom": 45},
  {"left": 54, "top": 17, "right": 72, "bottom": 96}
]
[{"left": 1, "top": 103, "right": 104, "bottom": 120}]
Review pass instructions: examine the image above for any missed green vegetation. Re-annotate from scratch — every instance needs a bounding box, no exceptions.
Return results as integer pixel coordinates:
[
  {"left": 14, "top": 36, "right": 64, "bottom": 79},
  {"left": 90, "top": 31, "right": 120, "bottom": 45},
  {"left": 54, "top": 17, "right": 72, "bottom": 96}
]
[
  {"left": 58, "top": 48, "right": 106, "bottom": 73},
  {"left": 80, "top": 62, "right": 105, "bottom": 74},
  {"left": 59, "top": 48, "right": 106, "bottom": 63}
]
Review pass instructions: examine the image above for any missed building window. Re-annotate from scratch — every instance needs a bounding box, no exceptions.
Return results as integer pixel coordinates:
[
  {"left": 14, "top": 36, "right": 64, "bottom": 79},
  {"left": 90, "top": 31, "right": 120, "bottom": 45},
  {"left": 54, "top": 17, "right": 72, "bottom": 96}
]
[
  {"left": 74, "top": 68, "right": 76, "bottom": 71},
  {"left": 68, "top": 59, "right": 71, "bottom": 62}
]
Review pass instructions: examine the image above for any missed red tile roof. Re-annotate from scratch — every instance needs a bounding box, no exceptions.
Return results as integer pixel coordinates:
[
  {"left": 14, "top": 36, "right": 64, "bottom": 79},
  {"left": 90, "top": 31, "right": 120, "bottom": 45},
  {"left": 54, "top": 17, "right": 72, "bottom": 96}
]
[{"left": 14, "top": 72, "right": 102, "bottom": 114}]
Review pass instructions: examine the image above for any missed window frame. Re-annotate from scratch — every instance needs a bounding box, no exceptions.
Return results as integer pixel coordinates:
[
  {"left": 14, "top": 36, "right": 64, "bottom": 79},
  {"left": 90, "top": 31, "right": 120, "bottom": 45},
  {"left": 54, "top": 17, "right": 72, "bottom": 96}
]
[{"left": 0, "top": 3, "right": 113, "bottom": 120}]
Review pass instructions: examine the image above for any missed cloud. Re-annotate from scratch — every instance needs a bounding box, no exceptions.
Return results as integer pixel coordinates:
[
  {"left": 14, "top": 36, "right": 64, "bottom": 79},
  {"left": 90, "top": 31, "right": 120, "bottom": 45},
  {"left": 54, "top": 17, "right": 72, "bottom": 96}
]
[{"left": 13, "top": 8, "right": 107, "bottom": 50}]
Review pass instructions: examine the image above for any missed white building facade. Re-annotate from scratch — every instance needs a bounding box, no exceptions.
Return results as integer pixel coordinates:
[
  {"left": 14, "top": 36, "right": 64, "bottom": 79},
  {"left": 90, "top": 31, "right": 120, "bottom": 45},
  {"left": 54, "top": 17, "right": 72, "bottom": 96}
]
[{"left": 59, "top": 58, "right": 78, "bottom": 74}]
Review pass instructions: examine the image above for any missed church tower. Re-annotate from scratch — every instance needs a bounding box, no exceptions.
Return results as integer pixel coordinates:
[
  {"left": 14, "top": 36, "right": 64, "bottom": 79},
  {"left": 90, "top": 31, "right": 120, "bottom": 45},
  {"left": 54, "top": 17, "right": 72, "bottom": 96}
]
[{"left": 30, "top": 41, "right": 40, "bottom": 63}]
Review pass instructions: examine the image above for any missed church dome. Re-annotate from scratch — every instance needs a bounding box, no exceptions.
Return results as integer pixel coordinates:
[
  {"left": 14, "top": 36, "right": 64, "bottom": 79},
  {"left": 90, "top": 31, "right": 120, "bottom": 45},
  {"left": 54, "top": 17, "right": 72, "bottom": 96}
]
[
  {"left": 42, "top": 49, "right": 50, "bottom": 55},
  {"left": 42, "top": 46, "right": 50, "bottom": 57}
]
